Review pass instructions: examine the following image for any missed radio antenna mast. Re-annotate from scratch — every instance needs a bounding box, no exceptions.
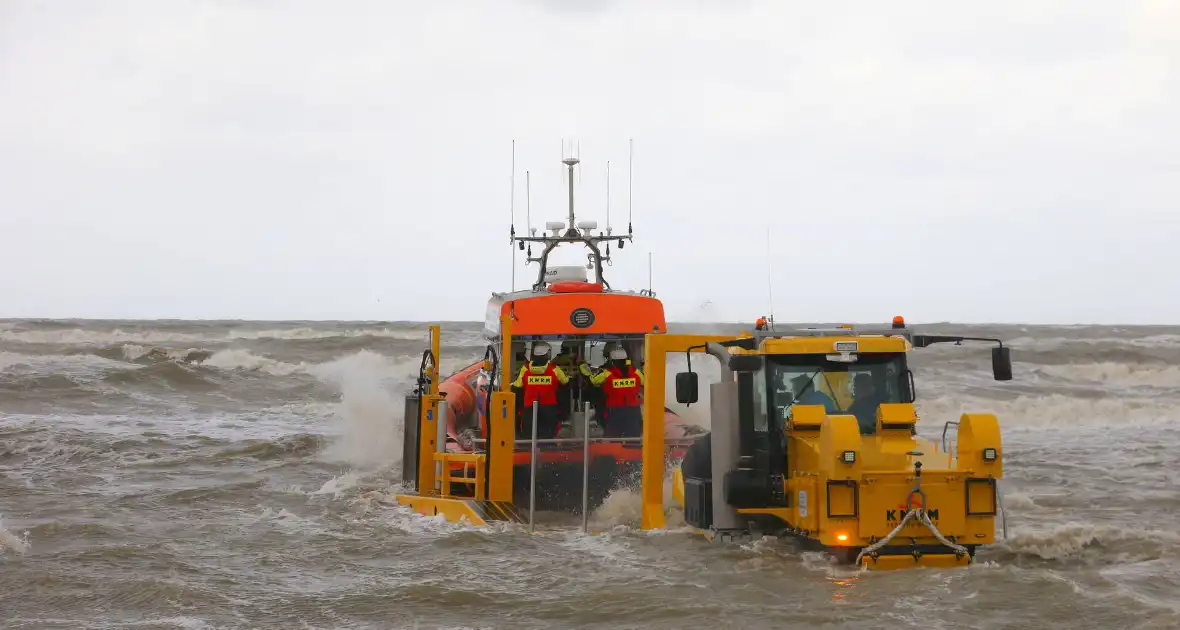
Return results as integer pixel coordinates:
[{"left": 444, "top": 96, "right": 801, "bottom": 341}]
[
  {"left": 628, "top": 138, "right": 634, "bottom": 235},
  {"left": 605, "top": 160, "right": 611, "bottom": 232},
  {"left": 648, "top": 251, "right": 653, "bottom": 294},
  {"left": 766, "top": 226, "right": 775, "bottom": 329},
  {"left": 510, "top": 140, "right": 516, "bottom": 292}
]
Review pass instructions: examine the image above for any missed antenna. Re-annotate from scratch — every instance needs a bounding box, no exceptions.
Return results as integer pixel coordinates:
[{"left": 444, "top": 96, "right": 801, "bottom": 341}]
[
  {"left": 605, "top": 160, "right": 610, "bottom": 231},
  {"left": 766, "top": 226, "right": 775, "bottom": 328},
  {"left": 628, "top": 138, "right": 634, "bottom": 235},
  {"left": 648, "top": 251, "right": 653, "bottom": 294},
  {"left": 525, "top": 170, "right": 532, "bottom": 266},
  {"left": 510, "top": 139, "right": 516, "bottom": 292},
  {"left": 562, "top": 155, "right": 579, "bottom": 229}
]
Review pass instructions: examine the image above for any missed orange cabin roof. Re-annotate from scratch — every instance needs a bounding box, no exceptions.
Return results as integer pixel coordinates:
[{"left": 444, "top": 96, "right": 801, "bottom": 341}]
[{"left": 484, "top": 288, "right": 666, "bottom": 338}]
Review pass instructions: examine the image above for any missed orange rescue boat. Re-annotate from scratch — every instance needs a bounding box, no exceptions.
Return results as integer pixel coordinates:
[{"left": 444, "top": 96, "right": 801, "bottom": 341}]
[{"left": 404, "top": 154, "right": 705, "bottom": 512}]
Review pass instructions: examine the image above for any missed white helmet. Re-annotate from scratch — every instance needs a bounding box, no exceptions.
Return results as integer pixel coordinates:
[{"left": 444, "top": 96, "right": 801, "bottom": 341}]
[
  {"left": 531, "top": 342, "right": 551, "bottom": 359},
  {"left": 609, "top": 347, "right": 627, "bottom": 361}
]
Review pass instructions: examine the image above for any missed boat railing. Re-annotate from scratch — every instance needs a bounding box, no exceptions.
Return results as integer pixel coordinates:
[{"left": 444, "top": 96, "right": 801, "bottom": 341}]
[
  {"left": 514, "top": 401, "right": 696, "bottom": 533},
  {"left": 468, "top": 437, "right": 698, "bottom": 446},
  {"left": 440, "top": 401, "right": 702, "bottom": 534}
]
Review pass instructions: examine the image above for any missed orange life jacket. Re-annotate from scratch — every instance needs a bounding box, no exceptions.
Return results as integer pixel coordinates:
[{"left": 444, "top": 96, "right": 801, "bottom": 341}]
[
  {"left": 521, "top": 362, "right": 560, "bottom": 406},
  {"left": 602, "top": 364, "right": 641, "bottom": 407}
]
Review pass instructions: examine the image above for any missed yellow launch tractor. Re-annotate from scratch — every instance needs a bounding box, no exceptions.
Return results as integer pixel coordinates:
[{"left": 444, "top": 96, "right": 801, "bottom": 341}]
[{"left": 661, "top": 317, "right": 1013, "bottom": 570}]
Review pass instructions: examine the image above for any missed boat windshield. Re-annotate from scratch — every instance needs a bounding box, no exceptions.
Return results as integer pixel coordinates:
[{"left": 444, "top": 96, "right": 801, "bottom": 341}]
[{"left": 758, "top": 352, "right": 908, "bottom": 435}]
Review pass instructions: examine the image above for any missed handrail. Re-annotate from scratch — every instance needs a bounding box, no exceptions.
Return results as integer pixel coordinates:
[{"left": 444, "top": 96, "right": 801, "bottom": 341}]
[
  {"left": 529, "top": 401, "right": 539, "bottom": 533},
  {"left": 941, "top": 420, "right": 960, "bottom": 454},
  {"left": 581, "top": 401, "right": 591, "bottom": 533},
  {"left": 470, "top": 437, "right": 699, "bottom": 446}
]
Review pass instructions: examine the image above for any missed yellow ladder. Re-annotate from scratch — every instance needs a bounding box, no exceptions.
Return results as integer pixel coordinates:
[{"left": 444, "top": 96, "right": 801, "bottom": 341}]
[{"left": 433, "top": 452, "right": 487, "bottom": 499}]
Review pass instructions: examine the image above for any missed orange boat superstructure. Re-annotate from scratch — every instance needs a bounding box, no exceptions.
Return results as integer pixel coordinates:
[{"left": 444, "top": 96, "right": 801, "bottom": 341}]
[{"left": 406, "top": 154, "right": 705, "bottom": 511}]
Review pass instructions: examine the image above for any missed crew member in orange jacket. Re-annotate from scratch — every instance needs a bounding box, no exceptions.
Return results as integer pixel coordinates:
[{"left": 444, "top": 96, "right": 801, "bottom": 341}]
[
  {"left": 580, "top": 347, "right": 644, "bottom": 437},
  {"left": 511, "top": 342, "right": 570, "bottom": 438}
]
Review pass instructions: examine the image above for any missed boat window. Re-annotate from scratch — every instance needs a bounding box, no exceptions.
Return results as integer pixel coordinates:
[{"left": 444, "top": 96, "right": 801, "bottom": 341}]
[
  {"left": 766, "top": 353, "right": 907, "bottom": 433},
  {"left": 584, "top": 338, "right": 645, "bottom": 368}
]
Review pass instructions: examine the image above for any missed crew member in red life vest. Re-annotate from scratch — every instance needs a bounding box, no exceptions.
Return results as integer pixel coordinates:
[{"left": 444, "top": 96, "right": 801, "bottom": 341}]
[
  {"left": 511, "top": 341, "right": 570, "bottom": 438},
  {"left": 580, "top": 347, "right": 644, "bottom": 437}
]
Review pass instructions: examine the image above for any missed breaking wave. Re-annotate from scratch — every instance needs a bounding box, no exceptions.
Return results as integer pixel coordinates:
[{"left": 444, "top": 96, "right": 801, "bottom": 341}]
[
  {"left": 0, "top": 325, "right": 438, "bottom": 345},
  {"left": 915, "top": 394, "right": 1180, "bottom": 430}
]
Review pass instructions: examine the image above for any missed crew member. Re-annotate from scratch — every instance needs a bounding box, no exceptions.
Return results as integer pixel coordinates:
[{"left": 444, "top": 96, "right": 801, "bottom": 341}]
[
  {"left": 778, "top": 373, "right": 839, "bottom": 418},
  {"left": 580, "top": 347, "right": 643, "bottom": 437},
  {"left": 755, "top": 316, "right": 769, "bottom": 331},
  {"left": 846, "top": 373, "right": 882, "bottom": 435},
  {"left": 581, "top": 341, "right": 616, "bottom": 409},
  {"left": 552, "top": 341, "right": 581, "bottom": 427},
  {"left": 511, "top": 342, "right": 570, "bottom": 438}
]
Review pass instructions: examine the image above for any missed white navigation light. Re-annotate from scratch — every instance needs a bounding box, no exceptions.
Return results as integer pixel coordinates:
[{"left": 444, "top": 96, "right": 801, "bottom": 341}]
[{"left": 577, "top": 220, "right": 598, "bottom": 231}]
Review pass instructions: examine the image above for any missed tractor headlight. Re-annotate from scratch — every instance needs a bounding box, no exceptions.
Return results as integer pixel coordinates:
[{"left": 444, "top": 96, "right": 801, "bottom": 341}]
[
  {"left": 983, "top": 447, "right": 997, "bottom": 462},
  {"left": 841, "top": 450, "right": 856, "bottom": 464}
]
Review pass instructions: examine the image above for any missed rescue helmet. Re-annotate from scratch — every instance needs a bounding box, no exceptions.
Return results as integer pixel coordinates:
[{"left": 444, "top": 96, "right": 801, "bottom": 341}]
[
  {"left": 609, "top": 347, "right": 627, "bottom": 361},
  {"left": 531, "top": 342, "right": 552, "bottom": 360}
]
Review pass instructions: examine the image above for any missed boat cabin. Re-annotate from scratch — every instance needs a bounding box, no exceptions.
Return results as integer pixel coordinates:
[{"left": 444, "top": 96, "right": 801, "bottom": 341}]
[{"left": 478, "top": 262, "right": 666, "bottom": 438}]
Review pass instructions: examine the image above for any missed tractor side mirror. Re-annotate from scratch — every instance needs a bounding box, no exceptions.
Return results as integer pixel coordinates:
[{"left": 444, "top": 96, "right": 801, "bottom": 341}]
[
  {"left": 675, "top": 371, "right": 699, "bottom": 404},
  {"left": 992, "top": 346, "right": 1013, "bottom": 381},
  {"left": 900, "top": 369, "right": 916, "bottom": 403}
]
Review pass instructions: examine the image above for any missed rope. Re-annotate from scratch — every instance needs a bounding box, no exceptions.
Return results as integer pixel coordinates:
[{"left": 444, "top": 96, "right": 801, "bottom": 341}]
[
  {"left": 854, "top": 508, "right": 969, "bottom": 566},
  {"left": 854, "top": 509, "right": 918, "bottom": 565},
  {"left": 917, "top": 510, "right": 969, "bottom": 556}
]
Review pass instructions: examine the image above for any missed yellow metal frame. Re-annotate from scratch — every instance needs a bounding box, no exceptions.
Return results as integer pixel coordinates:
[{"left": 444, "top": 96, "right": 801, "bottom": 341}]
[
  {"left": 487, "top": 309, "right": 516, "bottom": 502},
  {"left": 861, "top": 553, "right": 970, "bottom": 571},
  {"left": 395, "top": 494, "right": 526, "bottom": 526},
  {"left": 434, "top": 452, "right": 486, "bottom": 498},
  {"left": 415, "top": 325, "right": 442, "bottom": 496},
  {"left": 640, "top": 333, "right": 739, "bottom": 530},
  {"left": 397, "top": 314, "right": 521, "bottom": 524}
]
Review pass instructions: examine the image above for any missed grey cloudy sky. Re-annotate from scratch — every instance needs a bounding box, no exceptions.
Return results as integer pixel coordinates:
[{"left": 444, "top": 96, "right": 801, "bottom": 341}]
[{"left": 1, "top": 1, "right": 1176, "bottom": 324}]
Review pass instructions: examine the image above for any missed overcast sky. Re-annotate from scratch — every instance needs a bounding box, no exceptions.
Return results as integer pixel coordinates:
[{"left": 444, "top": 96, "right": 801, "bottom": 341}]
[{"left": 1, "top": 1, "right": 1176, "bottom": 324}]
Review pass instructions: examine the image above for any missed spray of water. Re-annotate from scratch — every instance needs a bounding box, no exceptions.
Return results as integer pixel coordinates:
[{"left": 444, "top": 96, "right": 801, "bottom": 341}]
[{"left": 307, "top": 350, "right": 414, "bottom": 471}]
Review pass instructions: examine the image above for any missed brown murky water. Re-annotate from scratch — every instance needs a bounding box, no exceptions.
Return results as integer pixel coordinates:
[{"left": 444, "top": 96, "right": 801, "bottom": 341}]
[{"left": 2, "top": 320, "right": 1179, "bottom": 629}]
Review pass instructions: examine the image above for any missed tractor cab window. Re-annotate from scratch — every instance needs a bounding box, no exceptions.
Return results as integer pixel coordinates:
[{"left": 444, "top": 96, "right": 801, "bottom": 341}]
[{"left": 768, "top": 353, "right": 907, "bottom": 435}]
